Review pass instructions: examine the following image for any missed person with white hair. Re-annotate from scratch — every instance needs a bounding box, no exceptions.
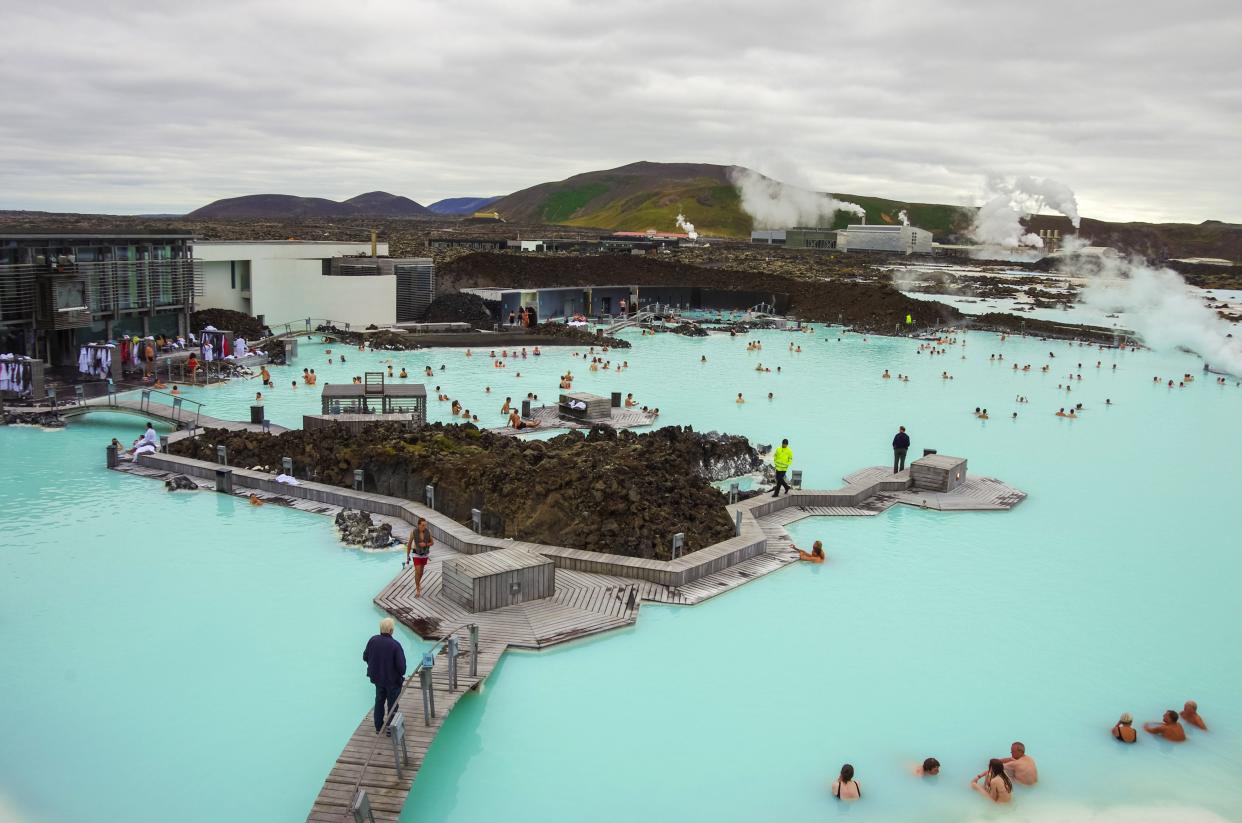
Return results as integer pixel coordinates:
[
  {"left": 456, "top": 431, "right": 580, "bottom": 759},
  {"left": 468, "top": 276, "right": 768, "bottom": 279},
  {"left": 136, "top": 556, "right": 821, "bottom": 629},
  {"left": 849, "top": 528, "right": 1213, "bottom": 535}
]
[{"left": 363, "top": 617, "right": 406, "bottom": 733}]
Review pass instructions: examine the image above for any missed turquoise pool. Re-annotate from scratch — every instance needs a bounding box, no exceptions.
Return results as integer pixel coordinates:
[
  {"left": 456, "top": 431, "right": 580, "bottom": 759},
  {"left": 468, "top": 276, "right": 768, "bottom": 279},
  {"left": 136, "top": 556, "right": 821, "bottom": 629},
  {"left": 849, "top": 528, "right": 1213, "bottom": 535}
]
[{"left": 3, "top": 325, "right": 1240, "bottom": 822}]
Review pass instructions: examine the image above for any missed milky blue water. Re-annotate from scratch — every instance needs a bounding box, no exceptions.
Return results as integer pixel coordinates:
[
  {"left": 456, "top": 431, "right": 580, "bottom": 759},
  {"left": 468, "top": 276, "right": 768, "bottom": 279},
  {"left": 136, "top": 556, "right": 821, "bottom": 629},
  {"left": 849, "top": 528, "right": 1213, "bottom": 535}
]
[{"left": 3, "top": 325, "right": 1240, "bottom": 822}]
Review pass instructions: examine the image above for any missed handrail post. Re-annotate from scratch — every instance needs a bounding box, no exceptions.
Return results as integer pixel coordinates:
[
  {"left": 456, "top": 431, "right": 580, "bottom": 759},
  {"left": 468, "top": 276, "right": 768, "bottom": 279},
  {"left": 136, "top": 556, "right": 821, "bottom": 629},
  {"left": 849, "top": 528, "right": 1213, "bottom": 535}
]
[
  {"left": 447, "top": 636, "right": 459, "bottom": 691},
  {"left": 419, "top": 667, "right": 433, "bottom": 726},
  {"left": 469, "top": 625, "right": 479, "bottom": 677},
  {"left": 388, "top": 712, "right": 407, "bottom": 780}
]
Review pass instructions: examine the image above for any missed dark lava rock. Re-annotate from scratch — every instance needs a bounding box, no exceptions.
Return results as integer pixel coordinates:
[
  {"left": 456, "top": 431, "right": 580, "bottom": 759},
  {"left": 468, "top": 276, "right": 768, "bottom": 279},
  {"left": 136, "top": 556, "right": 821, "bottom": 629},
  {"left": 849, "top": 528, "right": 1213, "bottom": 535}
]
[
  {"left": 164, "top": 474, "right": 199, "bottom": 491},
  {"left": 3, "top": 410, "right": 65, "bottom": 427},
  {"left": 424, "top": 292, "right": 497, "bottom": 328},
  {"left": 170, "top": 421, "right": 750, "bottom": 559},
  {"left": 530, "top": 322, "right": 633, "bottom": 348}
]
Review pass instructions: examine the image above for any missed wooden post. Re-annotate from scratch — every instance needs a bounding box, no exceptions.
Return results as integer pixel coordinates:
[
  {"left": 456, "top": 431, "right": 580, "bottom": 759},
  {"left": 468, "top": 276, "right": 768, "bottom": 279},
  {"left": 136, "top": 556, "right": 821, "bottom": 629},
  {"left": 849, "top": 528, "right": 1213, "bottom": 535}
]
[{"left": 469, "top": 625, "right": 478, "bottom": 677}]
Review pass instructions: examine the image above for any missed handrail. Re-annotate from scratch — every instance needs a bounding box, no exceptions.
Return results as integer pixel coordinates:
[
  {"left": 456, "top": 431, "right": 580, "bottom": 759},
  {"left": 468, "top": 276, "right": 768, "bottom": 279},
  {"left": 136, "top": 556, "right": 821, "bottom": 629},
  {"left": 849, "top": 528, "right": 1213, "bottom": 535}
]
[{"left": 341, "top": 622, "right": 479, "bottom": 817}]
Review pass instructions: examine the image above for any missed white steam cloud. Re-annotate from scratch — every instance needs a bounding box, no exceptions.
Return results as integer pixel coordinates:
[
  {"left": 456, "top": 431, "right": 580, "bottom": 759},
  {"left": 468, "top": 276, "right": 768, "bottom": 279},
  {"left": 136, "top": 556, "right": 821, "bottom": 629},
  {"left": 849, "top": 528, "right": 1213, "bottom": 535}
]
[
  {"left": 897, "top": 209, "right": 910, "bottom": 226},
  {"left": 969, "top": 174, "right": 1081, "bottom": 249},
  {"left": 675, "top": 212, "right": 698, "bottom": 241},
  {"left": 729, "top": 167, "right": 866, "bottom": 229},
  {"left": 1074, "top": 250, "right": 1242, "bottom": 375}
]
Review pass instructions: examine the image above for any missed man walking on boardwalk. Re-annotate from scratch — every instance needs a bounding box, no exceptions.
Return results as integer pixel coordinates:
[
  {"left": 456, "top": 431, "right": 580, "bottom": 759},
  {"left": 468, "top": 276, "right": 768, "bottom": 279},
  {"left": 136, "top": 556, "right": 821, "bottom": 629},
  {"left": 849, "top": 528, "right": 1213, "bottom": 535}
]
[
  {"left": 363, "top": 617, "right": 406, "bottom": 733},
  {"left": 892, "top": 426, "right": 910, "bottom": 473},
  {"left": 772, "top": 438, "right": 793, "bottom": 497}
]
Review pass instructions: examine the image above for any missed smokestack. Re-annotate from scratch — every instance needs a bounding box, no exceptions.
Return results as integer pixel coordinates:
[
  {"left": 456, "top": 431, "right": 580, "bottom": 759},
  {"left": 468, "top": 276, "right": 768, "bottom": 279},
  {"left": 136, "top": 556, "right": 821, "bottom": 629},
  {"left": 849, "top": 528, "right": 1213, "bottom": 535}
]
[{"left": 371, "top": 229, "right": 377, "bottom": 257}]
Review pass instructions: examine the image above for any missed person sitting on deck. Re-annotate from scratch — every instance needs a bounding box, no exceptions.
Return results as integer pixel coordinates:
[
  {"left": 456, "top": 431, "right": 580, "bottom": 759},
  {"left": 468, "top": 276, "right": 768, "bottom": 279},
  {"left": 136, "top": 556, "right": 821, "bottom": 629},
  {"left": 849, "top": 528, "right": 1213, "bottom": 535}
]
[
  {"left": 129, "top": 423, "right": 159, "bottom": 461},
  {"left": 1112, "top": 713, "right": 1138, "bottom": 743},
  {"left": 1181, "top": 700, "right": 1208, "bottom": 731},
  {"left": 509, "top": 411, "right": 541, "bottom": 430},
  {"left": 1145, "top": 710, "right": 1187, "bottom": 741},
  {"left": 796, "top": 540, "right": 825, "bottom": 563}
]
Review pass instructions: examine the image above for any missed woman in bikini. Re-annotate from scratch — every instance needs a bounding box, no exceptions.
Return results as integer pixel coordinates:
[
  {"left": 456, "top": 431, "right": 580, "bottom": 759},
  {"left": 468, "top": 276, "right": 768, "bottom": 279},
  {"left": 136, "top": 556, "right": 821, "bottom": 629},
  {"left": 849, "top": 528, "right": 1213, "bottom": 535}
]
[
  {"left": 831, "top": 764, "right": 861, "bottom": 801},
  {"left": 405, "top": 518, "right": 434, "bottom": 597},
  {"left": 971, "top": 759, "right": 1012, "bottom": 803}
]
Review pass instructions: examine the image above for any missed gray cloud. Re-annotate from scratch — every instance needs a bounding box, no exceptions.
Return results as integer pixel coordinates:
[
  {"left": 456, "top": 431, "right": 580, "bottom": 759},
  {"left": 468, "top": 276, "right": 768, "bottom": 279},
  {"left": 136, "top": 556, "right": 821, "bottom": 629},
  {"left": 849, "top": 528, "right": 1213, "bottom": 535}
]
[{"left": 1, "top": 0, "right": 1239, "bottom": 222}]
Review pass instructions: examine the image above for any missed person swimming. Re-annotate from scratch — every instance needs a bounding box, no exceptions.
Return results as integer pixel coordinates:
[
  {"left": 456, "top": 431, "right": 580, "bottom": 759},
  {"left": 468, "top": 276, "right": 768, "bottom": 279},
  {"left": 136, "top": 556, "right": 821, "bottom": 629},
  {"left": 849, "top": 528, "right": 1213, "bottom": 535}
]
[
  {"left": 796, "top": 540, "right": 825, "bottom": 563},
  {"left": 972, "top": 759, "right": 1012, "bottom": 803},
  {"left": 831, "top": 764, "right": 861, "bottom": 801},
  {"left": 1112, "top": 712, "right": 1138, "bottom": 743},
  {"left": 1145, "top": 710, "right": 1187, "bottom": 741},
  {"left": 1181, "top": 700, "right": 1207, "bottom": 731}
]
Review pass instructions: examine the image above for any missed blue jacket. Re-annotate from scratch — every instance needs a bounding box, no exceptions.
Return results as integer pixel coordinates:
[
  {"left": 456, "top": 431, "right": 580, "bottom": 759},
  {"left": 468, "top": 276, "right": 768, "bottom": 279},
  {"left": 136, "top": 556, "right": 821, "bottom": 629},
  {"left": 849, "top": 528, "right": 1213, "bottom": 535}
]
[{"left": 363, "top": 633, "right": 407, "bottom": 688}]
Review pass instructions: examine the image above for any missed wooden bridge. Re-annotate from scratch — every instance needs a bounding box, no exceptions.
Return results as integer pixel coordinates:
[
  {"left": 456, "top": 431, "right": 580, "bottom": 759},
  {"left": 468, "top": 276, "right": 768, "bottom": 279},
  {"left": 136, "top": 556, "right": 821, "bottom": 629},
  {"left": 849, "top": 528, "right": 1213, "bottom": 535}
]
[{"left": 22, "top": 389, "right": 286, "bottom": 434}]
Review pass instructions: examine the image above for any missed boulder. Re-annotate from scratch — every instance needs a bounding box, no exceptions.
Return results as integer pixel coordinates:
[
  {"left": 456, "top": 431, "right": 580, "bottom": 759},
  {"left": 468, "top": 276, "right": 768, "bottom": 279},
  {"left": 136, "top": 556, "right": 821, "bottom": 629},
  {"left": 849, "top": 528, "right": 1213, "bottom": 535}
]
[{"left": 164, "top": 474, "right": 199, "bottom": 491}]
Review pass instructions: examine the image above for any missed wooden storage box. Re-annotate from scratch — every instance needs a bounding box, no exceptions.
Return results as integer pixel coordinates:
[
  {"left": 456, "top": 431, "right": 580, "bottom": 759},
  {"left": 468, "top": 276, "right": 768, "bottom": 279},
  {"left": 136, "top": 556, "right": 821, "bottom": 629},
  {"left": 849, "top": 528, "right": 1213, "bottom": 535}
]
[
  {"left": 441, "top": 549, "right": 555, "bottom": 612},
  {"left": 910, "top": 454, "right": 967, "bottom": 492}
]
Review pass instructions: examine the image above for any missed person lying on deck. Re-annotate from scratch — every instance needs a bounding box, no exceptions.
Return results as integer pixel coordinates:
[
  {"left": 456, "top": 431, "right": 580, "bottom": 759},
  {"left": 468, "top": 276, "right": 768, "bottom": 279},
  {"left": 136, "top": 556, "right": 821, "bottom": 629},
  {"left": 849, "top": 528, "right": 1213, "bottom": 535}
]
[{"left": 509, "top": 411, "right": 541, "bottom": 430}]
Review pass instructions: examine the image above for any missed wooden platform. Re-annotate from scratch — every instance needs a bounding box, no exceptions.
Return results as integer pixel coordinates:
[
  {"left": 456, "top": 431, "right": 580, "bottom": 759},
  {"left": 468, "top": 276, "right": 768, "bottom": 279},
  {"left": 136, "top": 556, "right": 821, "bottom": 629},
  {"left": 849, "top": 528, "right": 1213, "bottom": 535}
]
[
  {"left": 107, "top": 452, "right": 1024, "bottom": 822},
  {"left": 487, "top": 403, "right": 655, "bottom": 435}
]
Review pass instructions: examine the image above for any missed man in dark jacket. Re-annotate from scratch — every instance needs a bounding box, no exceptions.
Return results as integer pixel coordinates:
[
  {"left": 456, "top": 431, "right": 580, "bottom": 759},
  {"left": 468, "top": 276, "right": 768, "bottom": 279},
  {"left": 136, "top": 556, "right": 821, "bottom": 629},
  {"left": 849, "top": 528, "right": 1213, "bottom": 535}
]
[
  {"left": 892, "top": 426, "right": 911, "bottom": 473},
  {"left": 363, "top": 617, "right": 407, "bottom": 733}
]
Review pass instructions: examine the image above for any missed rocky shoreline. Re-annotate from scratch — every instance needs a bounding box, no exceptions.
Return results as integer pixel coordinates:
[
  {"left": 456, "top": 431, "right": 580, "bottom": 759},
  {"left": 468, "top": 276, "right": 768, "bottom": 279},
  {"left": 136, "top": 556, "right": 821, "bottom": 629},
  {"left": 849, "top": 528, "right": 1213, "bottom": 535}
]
[{"left": 169, "top": 422, "right": 756, "bottom": 559}]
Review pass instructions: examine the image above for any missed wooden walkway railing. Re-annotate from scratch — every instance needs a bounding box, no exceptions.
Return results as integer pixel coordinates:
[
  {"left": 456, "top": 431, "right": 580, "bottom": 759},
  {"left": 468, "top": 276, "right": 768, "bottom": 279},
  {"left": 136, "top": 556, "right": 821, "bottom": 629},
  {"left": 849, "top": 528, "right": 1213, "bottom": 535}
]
[{"left": 306, "top": 626, "right": 505, "bottom": 823}]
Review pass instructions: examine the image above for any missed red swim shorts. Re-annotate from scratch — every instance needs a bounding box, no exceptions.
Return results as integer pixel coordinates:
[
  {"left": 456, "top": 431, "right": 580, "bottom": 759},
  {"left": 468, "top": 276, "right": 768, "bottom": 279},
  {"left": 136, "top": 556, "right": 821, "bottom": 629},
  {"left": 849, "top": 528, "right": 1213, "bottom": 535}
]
[{"left": 411, "top": 556, "right": 429, "bottom": 568}]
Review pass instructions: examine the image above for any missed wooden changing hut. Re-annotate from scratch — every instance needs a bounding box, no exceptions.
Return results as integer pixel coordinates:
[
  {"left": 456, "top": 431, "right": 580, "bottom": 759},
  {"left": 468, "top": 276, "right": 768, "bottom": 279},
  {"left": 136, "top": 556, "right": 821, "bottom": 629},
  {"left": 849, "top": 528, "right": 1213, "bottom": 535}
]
[
  {"left": 910, "top": 454, "right": 967, "bottom": 492},
  {"left": 441, "top": 549, "right": 555, "bottom": 612}
]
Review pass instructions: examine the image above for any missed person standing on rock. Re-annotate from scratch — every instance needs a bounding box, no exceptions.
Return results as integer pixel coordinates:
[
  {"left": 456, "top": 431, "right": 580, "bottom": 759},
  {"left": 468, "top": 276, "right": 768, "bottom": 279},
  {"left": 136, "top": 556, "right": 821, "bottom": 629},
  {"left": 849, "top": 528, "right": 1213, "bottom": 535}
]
[
  {"left": 772, "top": 438, "right": 793, "bottom": 498},
  {"left": 893, "top": 426, "right": 911, "bottom": 473},
  {"left": 363, "top": 617, "right": 406, "bottom": 734}
]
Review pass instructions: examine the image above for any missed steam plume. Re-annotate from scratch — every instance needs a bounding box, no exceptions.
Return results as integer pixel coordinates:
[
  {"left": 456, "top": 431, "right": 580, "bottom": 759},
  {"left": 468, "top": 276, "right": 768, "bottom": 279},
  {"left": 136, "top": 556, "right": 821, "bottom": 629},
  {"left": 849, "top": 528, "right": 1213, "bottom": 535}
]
[
  {"left": 969, "top": 174, "right": 1081, "bottom": 249},
  {"left": 729, "top": 167, "right": 866, "bottom": 229},
  {"left": 897, "top": 209, "right": 910, "bottom": 226},
  {"left": 675, "top": 213, "right": 698, "bottom": 241},
  {"left": 1073, "top": 251, "right": 1242, "bottom": 375}
]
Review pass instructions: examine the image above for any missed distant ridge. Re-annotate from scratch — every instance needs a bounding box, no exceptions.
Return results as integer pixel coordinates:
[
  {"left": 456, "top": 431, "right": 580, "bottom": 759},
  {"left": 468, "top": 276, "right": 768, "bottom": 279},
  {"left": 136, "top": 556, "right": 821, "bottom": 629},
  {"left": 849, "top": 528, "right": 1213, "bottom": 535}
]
[
  {"left": 486, "top": 161, "right": 970, "bottom": 239},
  {"left": 427, "top": 196, "right": 502, "bottom": 215},
  {"left": 187, "top": 191, "right": 430, "bottom": 219}
]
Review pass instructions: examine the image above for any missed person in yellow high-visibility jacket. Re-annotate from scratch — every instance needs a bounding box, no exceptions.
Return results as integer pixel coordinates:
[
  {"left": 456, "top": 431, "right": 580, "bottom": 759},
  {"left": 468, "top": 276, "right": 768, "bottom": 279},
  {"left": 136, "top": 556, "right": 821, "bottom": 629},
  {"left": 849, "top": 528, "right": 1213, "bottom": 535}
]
[{"left": 772, "top": 438, "right": 793, "bottom": 497}]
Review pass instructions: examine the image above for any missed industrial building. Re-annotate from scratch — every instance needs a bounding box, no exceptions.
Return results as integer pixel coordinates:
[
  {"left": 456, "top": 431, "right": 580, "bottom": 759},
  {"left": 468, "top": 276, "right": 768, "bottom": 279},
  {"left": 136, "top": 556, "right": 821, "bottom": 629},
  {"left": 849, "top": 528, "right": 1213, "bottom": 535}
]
[
  {"left": 785, "top": 227, "right": 839, "bottom": 250},
  {"left": 0, "top": 232, "right": 198, "bottom": 365},
  {"left": 196, "top": 240, "right": 396, "bottom": 327},
  {"left": 463, "top": 284, "right": 790, "bottom": 322},
  {"left": 750, "top": 230, "right": 787, "bottom": 245},
  {"left": 838, "top": 224, "right": 932, "bottom": 254}
]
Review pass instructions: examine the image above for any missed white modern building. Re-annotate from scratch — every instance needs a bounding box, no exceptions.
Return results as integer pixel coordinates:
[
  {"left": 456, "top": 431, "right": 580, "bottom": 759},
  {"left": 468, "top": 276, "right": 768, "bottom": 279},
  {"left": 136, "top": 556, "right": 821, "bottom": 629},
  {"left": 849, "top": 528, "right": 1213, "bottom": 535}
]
[
  {"left": 838, "top": 224, "right": 933, "bottom": 255},
  {"left": 195, "top": 241, "right": 396, "bottom": 327}
]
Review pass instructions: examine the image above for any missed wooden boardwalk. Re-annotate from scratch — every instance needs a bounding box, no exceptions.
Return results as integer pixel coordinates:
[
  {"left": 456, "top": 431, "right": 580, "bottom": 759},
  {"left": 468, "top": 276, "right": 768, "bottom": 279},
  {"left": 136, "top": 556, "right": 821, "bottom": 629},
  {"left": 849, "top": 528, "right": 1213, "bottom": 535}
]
[
  {"left": 107, "top": 454, "right": 1024, "bottom": 822},
  {"left": 21, "top": 393, "right": 287, "bottom": 435}
]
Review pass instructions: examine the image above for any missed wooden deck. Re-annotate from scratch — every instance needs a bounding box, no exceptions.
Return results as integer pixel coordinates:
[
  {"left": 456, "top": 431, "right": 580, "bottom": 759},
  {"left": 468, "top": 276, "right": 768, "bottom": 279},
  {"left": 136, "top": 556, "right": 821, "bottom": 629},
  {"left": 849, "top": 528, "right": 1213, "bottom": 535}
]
[
  {"left": 486, "top": 403, "right": 655, "bottom": 435},
  {"left": 21, "top": 393, "right": 287, "bottom": 436},
  {"left": 107, "top": 454, "right": 1024, "bottom": 822}
]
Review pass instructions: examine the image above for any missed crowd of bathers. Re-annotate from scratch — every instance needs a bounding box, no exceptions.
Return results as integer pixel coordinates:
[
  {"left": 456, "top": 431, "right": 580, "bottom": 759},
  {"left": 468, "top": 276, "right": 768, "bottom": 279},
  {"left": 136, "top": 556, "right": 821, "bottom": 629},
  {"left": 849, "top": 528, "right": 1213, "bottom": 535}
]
[{"left": 826, "top": 702, "right": 1208, "bottom": 805}]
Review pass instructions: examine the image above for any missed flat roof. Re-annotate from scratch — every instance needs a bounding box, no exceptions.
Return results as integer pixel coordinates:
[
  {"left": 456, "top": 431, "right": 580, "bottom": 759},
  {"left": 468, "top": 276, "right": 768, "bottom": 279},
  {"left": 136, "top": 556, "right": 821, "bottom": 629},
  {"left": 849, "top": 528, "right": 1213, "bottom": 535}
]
[
  {"left": 195, "top": 240, "right": 388, "bottom": 246},
  {"left": 0, "top": 233, "right": 194, "bottom": 239},
  {"left": 322, "top": 383, "right": 427, "bottom": 398}
]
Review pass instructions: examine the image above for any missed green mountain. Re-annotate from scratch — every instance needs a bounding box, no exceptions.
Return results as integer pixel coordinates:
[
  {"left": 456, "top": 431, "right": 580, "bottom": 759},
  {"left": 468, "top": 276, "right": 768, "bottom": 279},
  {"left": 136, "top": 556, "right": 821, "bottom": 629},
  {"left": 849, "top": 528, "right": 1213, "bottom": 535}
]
[{"left": 487, "top": 161, "right": 972, "bottom": 238}]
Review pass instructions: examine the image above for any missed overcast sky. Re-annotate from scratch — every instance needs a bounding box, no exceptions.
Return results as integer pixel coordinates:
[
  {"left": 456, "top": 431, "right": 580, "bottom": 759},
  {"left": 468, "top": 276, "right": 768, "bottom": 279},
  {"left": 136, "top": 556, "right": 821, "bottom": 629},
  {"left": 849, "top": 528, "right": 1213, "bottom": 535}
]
[{"left": 2, "top": 0, "right": 1239, "bottom": 223}]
